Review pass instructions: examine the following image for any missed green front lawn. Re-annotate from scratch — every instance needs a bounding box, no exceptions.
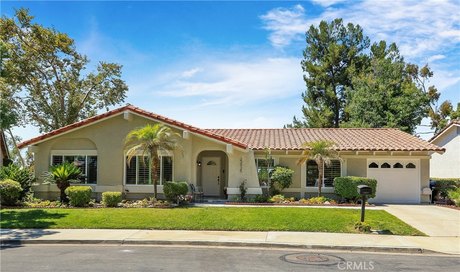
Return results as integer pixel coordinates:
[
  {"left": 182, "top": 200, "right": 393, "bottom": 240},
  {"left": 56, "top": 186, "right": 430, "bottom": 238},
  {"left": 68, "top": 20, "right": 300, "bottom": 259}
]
[{"left": 0, "top": 207, "right": 424, "bottom": 236}]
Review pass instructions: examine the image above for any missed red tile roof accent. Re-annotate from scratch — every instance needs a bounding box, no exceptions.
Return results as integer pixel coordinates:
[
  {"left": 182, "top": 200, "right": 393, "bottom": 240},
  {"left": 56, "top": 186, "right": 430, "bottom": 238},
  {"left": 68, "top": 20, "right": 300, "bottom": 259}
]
[
  {"left": 17, "top": 105, "right": 248, "bottom": 149},
  {"left": 208, "top": 128, "right": 445, "bottom": 152}
]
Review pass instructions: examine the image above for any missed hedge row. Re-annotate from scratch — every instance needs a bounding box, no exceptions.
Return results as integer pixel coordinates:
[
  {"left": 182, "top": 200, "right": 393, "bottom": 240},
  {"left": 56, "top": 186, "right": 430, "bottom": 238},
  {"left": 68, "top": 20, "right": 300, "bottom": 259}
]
[{"left": 334, "top": 176, "right": 377, "bottom": 202}]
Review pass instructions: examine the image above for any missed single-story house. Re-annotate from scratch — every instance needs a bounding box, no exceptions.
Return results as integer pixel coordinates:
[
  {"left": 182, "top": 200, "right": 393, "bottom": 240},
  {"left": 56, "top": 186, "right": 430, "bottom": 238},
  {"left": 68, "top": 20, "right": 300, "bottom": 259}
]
[
  {"left": 429, "top": 120, "right": 460, "bottom": 178},
  {"left": 18, "top": 105, "right": 444, "bottom": 204}
]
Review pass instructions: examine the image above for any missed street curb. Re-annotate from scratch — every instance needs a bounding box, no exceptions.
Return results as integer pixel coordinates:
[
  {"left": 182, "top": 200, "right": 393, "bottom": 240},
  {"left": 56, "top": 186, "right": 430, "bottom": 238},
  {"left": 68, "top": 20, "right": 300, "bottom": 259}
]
[{"left": 0, "top": 239, "right": 439, "bottom": 254}]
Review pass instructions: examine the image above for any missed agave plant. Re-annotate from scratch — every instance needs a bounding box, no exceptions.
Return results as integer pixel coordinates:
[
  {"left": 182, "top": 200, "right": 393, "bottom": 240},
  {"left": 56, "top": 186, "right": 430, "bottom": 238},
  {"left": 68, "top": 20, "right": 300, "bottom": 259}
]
[{"left": 44, "top": 162, "right": 82, "bottom": 202}]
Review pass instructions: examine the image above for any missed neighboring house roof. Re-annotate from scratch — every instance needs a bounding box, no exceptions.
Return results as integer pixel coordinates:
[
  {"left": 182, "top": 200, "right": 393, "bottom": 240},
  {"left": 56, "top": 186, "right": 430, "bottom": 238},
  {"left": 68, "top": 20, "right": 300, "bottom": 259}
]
[
  {"left": 17, "top": 105, "right": 444, "bottom": 153},
  {"left": 429, "top": 120, "right": 460, "bottom": 143},
  {"left": 209, "top": 128, "right": 445, "bottom": 152},
  {"left": 17, "top": 105, "right": 248, "bottom": 149}
]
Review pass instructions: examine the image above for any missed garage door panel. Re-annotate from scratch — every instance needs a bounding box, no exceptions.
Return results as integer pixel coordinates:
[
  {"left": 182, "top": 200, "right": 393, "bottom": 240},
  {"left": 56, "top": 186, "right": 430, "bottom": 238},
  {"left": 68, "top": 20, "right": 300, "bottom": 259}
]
[{"left": 366, "top": 159, "right": 420, "bottom": 204}]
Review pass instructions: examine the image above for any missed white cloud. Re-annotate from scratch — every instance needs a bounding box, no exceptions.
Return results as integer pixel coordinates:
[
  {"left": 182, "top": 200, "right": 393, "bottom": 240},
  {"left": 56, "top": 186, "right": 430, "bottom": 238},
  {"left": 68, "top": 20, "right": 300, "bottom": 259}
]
[
  {"left": 180, "top": 67, "right": 202, "bottom": 78},
  {"left": 427, "top": 54, "right": 446, "bottom": 63},
  {"left": 311, "top": 0, "right": 347, "bottom": 7},
  {"left": 259, "top": 4, "right": 309, "bottom": 48},
  {"left": 154, "top": 57, "right": 304, "bottom": 106}
]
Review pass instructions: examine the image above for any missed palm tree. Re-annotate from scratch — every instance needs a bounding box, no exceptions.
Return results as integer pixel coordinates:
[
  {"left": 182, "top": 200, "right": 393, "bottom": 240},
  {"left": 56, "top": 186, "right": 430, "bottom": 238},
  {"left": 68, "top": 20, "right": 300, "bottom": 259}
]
[
  {"left": 297, "top": 140, "right": 340, "bottom": 197},
  {"left": 45, "top": 162, "right": 82, "bottom": 202},
  {"left": 124, "top": 124, "right": 182, "bottom": 199}
]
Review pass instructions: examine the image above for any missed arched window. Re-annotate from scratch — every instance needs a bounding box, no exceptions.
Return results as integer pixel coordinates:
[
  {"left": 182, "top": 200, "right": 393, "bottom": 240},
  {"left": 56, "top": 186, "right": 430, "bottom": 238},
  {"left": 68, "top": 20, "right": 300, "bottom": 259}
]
[
  {"left": 368, "top": 162, "right": 379, "bottom": 168},
  {"left": 393, "top": 163, "right": 403, "bottom": 168},
  {"left": 406, "top": 163, "right": 416, "bottom": 169},
  {"left": 381, "top": 162, "right": 391, "bottom": 168}
]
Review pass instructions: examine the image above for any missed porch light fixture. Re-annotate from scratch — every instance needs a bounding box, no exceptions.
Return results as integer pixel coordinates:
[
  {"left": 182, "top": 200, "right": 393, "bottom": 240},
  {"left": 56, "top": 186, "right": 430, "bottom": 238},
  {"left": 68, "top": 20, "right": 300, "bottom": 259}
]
[{"left": 197, "top": 160, "right": 202, "bottom": 166}]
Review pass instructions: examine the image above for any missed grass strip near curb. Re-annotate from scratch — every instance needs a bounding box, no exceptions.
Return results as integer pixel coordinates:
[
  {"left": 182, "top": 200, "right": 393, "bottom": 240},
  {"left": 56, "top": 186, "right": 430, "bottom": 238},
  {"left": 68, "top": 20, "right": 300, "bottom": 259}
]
[{"left": 0, "top": 207, "right": 424, "bottom": 236}]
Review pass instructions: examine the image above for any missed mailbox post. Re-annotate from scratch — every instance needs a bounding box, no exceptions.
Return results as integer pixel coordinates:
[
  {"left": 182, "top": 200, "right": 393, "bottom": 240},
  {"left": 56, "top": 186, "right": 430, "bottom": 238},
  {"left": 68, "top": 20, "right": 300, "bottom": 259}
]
[{"left": 357, "top": 185, "right": 372, "bottom": 222}]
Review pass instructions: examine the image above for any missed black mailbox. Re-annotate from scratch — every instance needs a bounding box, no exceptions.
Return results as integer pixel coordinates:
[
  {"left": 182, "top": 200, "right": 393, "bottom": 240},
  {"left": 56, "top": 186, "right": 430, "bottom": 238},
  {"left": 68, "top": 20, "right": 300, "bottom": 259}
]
[{"left": 357, "top": 185, "right": 372, "bottom": 195}]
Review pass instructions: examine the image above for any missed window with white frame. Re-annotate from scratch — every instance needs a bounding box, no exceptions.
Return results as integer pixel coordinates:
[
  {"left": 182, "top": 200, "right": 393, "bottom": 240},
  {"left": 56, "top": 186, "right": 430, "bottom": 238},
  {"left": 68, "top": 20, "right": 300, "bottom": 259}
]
[
  {"left": 125, "top": 156, "right": 173, "bottom": 185},
  {"left": 51, "top": 153, "right": 97, "bottom": 184},
  {"left": 255, "top": 158, "right": 275, "bottom": 185},
  {"left": 306, "top": 159, "right": 341, "bottom": 187}
]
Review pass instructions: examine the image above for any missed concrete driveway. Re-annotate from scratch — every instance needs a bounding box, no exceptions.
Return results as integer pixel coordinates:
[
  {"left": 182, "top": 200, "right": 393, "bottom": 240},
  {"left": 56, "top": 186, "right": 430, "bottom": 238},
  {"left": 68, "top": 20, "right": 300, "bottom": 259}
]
[{"left": 383, "top": 205, "right": 460, "bottom": 237}]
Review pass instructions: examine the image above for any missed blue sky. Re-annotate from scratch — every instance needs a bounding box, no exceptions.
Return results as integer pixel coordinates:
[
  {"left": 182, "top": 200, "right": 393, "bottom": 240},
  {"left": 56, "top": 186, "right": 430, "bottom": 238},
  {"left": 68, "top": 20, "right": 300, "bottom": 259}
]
[{"left": 2, "top": 0, "right": 459, "bottom": 141}]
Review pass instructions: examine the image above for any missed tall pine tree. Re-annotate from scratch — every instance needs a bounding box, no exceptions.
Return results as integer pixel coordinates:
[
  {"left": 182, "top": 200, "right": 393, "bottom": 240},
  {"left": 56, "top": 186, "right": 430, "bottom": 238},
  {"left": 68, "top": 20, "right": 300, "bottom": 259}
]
[{"left": 290, "top": 19, "right": 370, "bottom": 128}]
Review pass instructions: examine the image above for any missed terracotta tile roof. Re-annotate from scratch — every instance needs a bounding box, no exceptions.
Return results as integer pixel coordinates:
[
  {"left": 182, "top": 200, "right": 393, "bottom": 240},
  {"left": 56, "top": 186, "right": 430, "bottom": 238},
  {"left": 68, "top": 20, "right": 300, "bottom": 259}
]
[
  {"left": 429, "top": 120, "right": 460, "bottom": 143},
  {"left": 17, "top": 105, "right": 444, "bottom": 153},
  {"left": 17, "top": 105, "right": 248, "bottom": 149},
  {"left": 208, "top": 128, "right": 445, "bottom": 152}
]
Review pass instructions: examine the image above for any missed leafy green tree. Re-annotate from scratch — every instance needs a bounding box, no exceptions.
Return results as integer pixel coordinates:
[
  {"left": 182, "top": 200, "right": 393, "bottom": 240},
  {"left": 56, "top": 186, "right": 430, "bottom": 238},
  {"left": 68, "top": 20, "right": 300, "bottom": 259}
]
[
  {"left": 344, "top": 42, "right": 431, "bottom": 133},
  {"left": 124, "top": 124, "right": 182, "bottom": 199},
  {"left": 0, "top": 8, "right": 128, "bottom": 133},
  {"left": 44, "top": 162, "right": 82, "bottom": 203},
  {"left": 429, "top": 101, "right": 460, "bottom": 133},
  {"left": 1, "top": 40, "right": 25, "bottom": 166},
  {"left": 290, "top": 19, "right": 370, "bottom": 128},
  {"left": 297, "top": 140, "right": 340, "bottom": 197}
]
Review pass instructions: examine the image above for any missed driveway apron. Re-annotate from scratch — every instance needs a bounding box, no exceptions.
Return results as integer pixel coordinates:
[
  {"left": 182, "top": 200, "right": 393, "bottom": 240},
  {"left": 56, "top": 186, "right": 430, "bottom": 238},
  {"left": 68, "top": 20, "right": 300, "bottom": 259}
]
[{"left": 383, "top": 205, "right": 460, "bottom": 237}]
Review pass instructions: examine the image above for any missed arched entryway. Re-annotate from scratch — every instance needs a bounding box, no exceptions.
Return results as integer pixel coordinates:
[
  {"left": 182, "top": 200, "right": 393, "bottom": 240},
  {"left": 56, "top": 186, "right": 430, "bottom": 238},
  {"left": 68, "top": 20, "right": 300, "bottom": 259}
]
[{"left": 196, "top": 151, "right": 228, "bottom": 198}]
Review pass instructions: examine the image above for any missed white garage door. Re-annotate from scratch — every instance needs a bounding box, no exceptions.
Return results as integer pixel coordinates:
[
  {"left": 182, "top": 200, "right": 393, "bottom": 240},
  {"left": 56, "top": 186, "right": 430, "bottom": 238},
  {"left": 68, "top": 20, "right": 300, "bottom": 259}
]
[{"left": 366, "top": 159, "right": 420, "bottom": 204}]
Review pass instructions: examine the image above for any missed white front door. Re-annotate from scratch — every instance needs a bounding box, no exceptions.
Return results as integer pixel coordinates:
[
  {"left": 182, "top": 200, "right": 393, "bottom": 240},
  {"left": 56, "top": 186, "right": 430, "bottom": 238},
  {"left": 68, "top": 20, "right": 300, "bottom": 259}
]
[{"left": 202, "top": 156, "right": 221, "bottom": 196}]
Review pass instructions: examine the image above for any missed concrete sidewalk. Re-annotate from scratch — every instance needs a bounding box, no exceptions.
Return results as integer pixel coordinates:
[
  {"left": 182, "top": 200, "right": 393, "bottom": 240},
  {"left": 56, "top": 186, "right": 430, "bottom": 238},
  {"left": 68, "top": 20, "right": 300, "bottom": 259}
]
[{"left": 1, "top": 229, "right": 459, "bottom": 255}]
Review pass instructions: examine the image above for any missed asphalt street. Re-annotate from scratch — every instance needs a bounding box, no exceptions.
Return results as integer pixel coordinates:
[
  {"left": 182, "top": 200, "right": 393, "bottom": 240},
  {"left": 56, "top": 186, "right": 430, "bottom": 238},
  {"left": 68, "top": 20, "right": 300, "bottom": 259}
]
[{"left": 1, "top": 244, "right": 459, "bottom": 272}]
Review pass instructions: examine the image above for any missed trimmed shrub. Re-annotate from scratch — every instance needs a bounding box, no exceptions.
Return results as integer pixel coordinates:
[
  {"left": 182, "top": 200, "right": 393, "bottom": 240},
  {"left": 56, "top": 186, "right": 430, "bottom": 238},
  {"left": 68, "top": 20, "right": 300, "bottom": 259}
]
[
  {"left": 271, "top": 166, "right": 294, "bottom": 192},
  {"left": 447, "top": 188, "right": 460, "bottom": 207},
  {"left": 431, "top": 178, "right": 460, "bottom": 200},
  {"left": 0, "top": 179, "right": 23, "bottom": 206},
  {"left": 102, "top": 192, "right": 122, "bottom": 207},
  {"left": 65, "top": 186, "right": 92, "bottom": 207},
  {"left": 253, "top": 194, "right": 270, "bottom": 203},
  {"left": 0, "top": 164, "right": 34, "bottom": 200},
  {"left": 239, "top": 180, "right": 247, "bottom": 201},
  {"left": 163, "top": 181, "right": 189, "bottom": 204},
  {"left": 334, "top": 176, "right": 377, "bottom": 202}
]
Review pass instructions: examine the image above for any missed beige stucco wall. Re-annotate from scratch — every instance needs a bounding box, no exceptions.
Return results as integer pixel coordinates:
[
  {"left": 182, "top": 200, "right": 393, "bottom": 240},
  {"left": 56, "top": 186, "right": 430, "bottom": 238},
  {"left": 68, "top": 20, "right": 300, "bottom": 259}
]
[
  {"left": 278, "top": 157, "right": 302, "bottom": 189},
  {"left": 430, "top": 126, "right": 460, "bottom": 178},
  {"left": 345, "top": 158, "right": 367, "bottom": 177},
  {"left": 29, "top": 112, "right": 261, "bottom": 200}
]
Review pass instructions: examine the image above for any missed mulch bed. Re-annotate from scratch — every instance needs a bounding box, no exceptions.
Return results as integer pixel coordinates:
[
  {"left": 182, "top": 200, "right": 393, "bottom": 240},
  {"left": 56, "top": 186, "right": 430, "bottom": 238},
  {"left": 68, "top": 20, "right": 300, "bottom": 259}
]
[{"left": 435, "top": 204, "right": 460, "bottom": 211}]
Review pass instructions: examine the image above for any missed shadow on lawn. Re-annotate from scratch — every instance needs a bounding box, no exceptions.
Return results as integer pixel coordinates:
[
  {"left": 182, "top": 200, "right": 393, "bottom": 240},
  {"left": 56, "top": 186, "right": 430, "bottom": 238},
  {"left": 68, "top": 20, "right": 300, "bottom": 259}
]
[{"left": 1, "top": 209, "right": 65, "bottom": 250}]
